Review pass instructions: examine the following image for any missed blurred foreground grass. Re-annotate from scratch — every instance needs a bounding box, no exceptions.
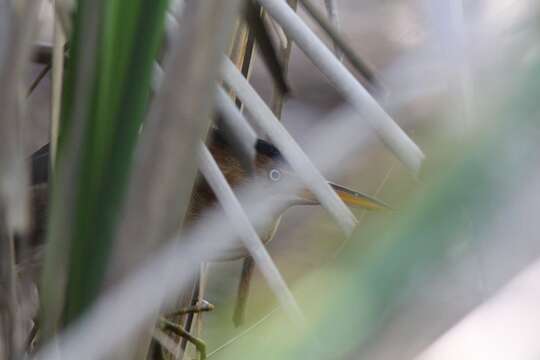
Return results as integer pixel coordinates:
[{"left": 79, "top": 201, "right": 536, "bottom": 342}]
[{"left": 202, "top": 44, "right": 540, "bottom": 358}]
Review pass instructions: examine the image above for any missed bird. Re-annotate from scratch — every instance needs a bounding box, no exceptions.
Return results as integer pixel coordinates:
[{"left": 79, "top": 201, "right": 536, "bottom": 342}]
[
  {"left": 28, "top": 132, "right": 387, "bottom": 256},
  {"left": 24, "top": 128, "right": 389, "bottom": 358},
  {"left": 26, "top": 128, "right": 388, "bottom": 260}
]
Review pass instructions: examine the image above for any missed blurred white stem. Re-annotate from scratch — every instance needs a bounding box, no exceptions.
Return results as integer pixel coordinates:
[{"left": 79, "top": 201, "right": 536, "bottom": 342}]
[
  {"left": 222, "top": 56, "right": 358, "bottom": 235},
  {"left": 257, "top": 0, "right": 424, "bottom": 173},
  {"left": 199, "top": 144, "right": 304, "bottom": 323}
]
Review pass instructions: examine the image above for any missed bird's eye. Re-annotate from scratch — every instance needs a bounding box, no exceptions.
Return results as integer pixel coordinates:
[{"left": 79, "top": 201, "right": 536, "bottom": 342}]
[{"left": 268, "top": 169, "right": 281, "bottom": 182}]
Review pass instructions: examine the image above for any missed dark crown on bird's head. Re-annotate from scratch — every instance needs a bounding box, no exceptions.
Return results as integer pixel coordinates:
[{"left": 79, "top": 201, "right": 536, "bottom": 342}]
[{"left": 255, "top": 139, "right": 282, "bottom": 161}]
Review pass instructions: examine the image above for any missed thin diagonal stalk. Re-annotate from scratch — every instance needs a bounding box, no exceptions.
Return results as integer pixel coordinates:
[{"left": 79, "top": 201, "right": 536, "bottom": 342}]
[
  {"left": 299, "top": 0, "right": 380, "bottom": 89},
  {"left": 229, "top": 19, "right": 252, "bottom": 71},
  {"left": 222, "top": 57, "right": 358, "bottom": 235},
  {"left": 228, "top": 16, "right": 254, "bottom": 110},
  {"left": 244, "top": 1, "right": 290, "bottom": 94},
  {"left": 209, "top": 308, "right": 279, "bottom": 357},
  {"left": 270, "top": 0, "right": 297, "bottom": 117},
  {"left": 27, "top": 64, "right": 50, "bottom": 96},
  {"left": 257, "top": 0, "right": 424, "bottom": 172},
  {"left": 324, "top": 0, "right": 343, "bottom": 61},
  {"left": 199, "top": 144, "right": 304, "bottom": 323}
]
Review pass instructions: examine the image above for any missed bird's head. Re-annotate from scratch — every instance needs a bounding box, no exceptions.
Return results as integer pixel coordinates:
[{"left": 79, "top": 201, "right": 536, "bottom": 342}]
[{"left": 253, "top": 138, "right": 389, "bottom": 211}]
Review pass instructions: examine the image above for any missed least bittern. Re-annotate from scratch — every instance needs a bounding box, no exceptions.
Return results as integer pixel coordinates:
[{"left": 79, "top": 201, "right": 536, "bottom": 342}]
[
  {"left": 25, "top": 128, "right": 388, "bottom": 358},
  {"left": 28, "top": 128, "right": 387, "bottom": 255}
]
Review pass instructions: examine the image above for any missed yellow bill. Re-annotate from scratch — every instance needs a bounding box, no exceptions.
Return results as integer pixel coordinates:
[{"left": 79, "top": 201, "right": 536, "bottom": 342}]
[{"left": 329, "top": 183, "right": 390, "bottom": 210}]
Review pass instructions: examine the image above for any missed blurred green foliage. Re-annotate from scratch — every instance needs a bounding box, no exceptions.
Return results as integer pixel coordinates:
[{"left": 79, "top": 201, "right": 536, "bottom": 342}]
[
  {"left": 206, "top": 41, "right": 540, "bottom": 359},
  {"left": 47, "top": 0, "right": 168, "bottom": 326}
]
